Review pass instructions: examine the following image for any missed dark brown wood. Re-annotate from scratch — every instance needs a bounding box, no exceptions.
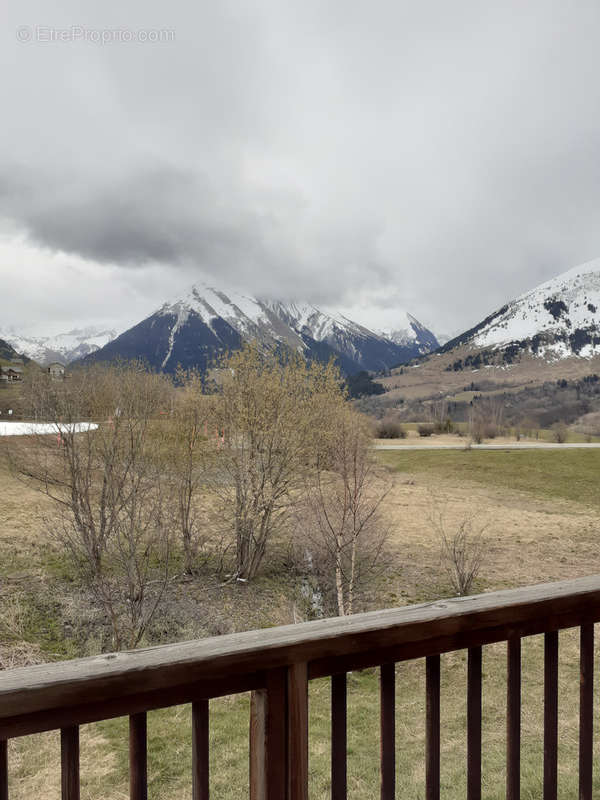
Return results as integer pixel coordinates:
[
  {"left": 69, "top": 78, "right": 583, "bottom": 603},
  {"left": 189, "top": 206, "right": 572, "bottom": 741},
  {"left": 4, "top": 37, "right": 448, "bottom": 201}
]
[
  {"left": 192, "top": 700, "right": 209, "bottom": 800},
  {"left": 0, "top": 672, "right": 265, "bottom": 740},
  {"left": 60, "top": 726, "right": 80, "bottom": 800},
  {"left": 4, "top": 575, "right": 600, "bottom": 739},
  {"left": 543, "top": 631, "right": 558, "bottom": 800},
  {"left": 331, "top": 673, "right": 347, "bottom": 800},
  {"left": 250, "top": 670, "right": 288, "bottom": 800},
  {"left": 129, "top": 712, "right": 148, "bottom": 800},
  {"left": 506, "top": 637, "right": 521, "bottom": 800},
  {"left": 266, "top": 669, "right": 287, "bottom": 799},
  {"left": 250, "top": 690, "right": 267, "bottom": 800},
  {"left": 380, "top": 663, "right": 395, "bottom": 800},
  {"left": 467, "top": 647, "right": 482, "bottom": 800},
  {"left": 287, "top": 663, "right": 308, "bottom": 800},
  {"left": 426, "top": 655, "right": 440, "bottom": 800},
  {"left": 579, "top": 624, "right": 594, "bottom": 800},
  {"left": 0, "top": 739, "right": 8, "bottom": 800}
]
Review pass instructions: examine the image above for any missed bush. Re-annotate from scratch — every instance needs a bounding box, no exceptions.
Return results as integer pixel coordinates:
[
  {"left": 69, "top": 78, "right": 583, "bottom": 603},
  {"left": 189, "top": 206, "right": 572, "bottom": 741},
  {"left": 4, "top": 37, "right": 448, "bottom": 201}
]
[
  {"left": 552, "top": 421, "right": 568, "bottom": 443},
  {"left": 376, "top": 420, "right": 406, "bottom": 439},
  {"left": 418, "top": 423, "right": 435, "bottom": 437}
]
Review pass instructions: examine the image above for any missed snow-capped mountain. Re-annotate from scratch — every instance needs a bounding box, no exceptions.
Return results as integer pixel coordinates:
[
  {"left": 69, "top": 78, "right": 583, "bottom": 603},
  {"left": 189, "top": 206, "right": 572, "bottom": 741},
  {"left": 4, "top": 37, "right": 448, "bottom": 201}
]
[
  {"left": 0, "top": 326, "right": 117, "bottom": 366},
  {"left": 441, "top": 257, "right": 600, "bottom": 362},
  {"left": 82, "top": 283, "right": 438, "bottom": 375},
  {"left": 379, "top": 312, "right": 440, "bottom": 353}
]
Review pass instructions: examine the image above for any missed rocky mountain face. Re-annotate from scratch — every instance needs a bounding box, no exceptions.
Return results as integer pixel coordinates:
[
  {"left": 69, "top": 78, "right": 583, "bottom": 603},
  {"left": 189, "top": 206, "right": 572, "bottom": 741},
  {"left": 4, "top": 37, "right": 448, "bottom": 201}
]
[
  {"left": 81, "top": 284, "right": 439, "bottom": 375},
  {"left": 440, "top": 257, "right": 600, "bottom": 366},
  {"left": 0, "top": 327, "right": 117, "bottom": 366},
  {"left": 0, "top": 338, "right": 26, "bottom": 363}
]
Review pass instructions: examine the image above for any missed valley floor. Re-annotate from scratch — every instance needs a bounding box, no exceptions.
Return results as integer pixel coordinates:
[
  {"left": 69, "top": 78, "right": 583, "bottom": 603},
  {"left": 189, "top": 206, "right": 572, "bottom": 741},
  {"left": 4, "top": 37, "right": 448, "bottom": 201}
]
[{"left": 2, "top": 447, "right": 600, "bottom": 797}]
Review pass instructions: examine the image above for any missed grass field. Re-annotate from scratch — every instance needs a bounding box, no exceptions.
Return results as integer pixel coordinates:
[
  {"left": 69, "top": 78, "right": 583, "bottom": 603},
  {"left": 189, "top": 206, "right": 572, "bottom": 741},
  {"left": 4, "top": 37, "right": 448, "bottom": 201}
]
[
  {"left": 3, "top": 445, "right": 600, "bottom": 797},
  {"left": 378, "top": 448, "right": 600, "bottom": 508}
]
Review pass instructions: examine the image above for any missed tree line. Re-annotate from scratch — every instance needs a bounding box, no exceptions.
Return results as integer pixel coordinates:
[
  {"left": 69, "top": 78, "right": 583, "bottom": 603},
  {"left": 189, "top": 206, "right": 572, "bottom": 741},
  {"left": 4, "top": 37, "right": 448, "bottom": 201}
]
[{"left": 10, "top": 345, "right": 389, "bottom": 650}]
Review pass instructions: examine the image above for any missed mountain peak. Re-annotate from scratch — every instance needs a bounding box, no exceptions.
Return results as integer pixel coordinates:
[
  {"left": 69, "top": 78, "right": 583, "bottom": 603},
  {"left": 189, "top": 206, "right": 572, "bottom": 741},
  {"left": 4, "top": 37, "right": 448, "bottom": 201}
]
[{"left": 81, "top": 283, "right": 439, "bottom": 374}]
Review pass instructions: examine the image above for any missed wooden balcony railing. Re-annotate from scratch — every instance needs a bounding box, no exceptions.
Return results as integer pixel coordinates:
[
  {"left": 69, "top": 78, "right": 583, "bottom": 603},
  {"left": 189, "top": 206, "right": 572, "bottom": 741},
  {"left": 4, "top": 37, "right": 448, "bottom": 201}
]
[{"left": 1, "top": 574, "right": 600, "bottom": 799}]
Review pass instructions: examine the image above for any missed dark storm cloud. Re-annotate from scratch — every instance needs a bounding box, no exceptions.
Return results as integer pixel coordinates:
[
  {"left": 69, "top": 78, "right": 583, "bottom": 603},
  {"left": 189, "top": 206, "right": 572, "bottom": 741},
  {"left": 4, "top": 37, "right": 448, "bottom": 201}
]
[{"left": 3, "top": 0, "right": 600, "bottom": 334}]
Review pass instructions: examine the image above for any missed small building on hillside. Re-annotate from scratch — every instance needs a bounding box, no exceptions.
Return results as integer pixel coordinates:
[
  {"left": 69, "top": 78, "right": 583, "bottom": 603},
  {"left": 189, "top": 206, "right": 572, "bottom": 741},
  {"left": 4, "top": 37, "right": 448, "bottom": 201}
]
[
  {"left": 47, "top": 362, "right": 66, "bottom": 380},
  {"left": 0, "top": 365, "right": 23, "bottom": 382}
]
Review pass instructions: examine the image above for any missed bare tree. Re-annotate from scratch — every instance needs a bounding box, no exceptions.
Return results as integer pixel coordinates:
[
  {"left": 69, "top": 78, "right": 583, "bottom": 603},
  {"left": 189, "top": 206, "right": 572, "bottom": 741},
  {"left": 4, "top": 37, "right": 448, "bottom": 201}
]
[
  {"left": 210, "top": 343, "right": 344, "bottom": 582},
  {"left": 168, "top": 370, "right": 213, "bottom": 575},
  {"left": 469, "top": 395, "right": 505, "bottom": 442},
  {"left": 429, "top": 498, "right": 486, "bottom": 596},
  {"left": 11, "top": 363, "right": 175, "bottom": 649},
  {"left": 301, "top": 408, "right": 389, "bottom": 616}
]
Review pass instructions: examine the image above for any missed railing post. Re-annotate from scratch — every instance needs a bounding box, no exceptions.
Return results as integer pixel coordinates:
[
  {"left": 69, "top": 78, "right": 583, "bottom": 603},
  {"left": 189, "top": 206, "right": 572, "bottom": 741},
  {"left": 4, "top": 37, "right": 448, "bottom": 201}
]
[
  {"left": 250, "top": 665, "right": 308, "bottom": 800},
  {"left": 331, "top": 672, "right": 347, "bottom": 800},
  {"left": 467, "top": 647, "right": 482, "bottom": 800},
  {"left": 506, "top": 637, "right": 521, "bottom": 800},
  {"left": 579, "top": 624, "right": 594, "bottom": 800},
  {"left": 287, "top": 663, "right": 308, "bottom": 800},
  {"left": 192, "top": 700, "right": 209, "bottom": 800},
  {"left": 543, "top": 631, "right": 558, "bottom": 800},
  {"left": 0, "top": 739, "right": 7, "bottom": 800},
  {"left": 380, "top": 663, "right": 395, "bottom": 800},
  {"left": 60, "top": 726, "right": 80, "bottom": 800},
  {"left": 129, "top": 712, "right": 148, "bottom": 800},
  {"left": 426, "top": 655, "right": 440, "bottom": 800}
]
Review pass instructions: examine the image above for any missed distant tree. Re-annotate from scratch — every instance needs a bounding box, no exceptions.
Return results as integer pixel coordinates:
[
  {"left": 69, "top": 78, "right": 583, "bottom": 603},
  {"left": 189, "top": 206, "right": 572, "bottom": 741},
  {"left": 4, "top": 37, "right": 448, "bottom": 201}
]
[
  {"left": 346, "top": 371, "right": 385, "bottom": 399},
  {"left": 11, "top": 363, "right": 175, "bottom": 650},
  {"left": 210, "top": 344, "right": 345, "bottom": 582},
  {"left": 300, "top": 408, "right": 389, "bottom": 616},
  {"left": 552, "top": 421, "right": 568, "bottom": 443}
]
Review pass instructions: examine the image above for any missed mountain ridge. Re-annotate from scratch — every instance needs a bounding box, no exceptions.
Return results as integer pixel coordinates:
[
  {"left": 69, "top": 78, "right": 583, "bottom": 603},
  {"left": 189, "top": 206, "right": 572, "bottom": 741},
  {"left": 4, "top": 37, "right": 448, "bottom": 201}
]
[{"left": 80, "top": 282, "right": 439, "bottom": 375}]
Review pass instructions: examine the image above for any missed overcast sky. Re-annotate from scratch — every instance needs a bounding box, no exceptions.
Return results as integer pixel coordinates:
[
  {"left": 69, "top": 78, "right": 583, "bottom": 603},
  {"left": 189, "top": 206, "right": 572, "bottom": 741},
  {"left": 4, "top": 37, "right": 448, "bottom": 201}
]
[{"left": 2, "top": 1, "right": 600, "bottom": 338}]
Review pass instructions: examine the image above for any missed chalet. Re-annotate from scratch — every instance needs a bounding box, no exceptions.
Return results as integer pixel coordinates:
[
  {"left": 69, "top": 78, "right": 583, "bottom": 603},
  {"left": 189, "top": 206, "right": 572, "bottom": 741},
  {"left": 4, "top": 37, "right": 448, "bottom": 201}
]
[
  {"left": 0, "top": 365, "right": 23, "bottom": 382},
  {"left": 47, "top": 362, "right": 66, "bottom": 380}
]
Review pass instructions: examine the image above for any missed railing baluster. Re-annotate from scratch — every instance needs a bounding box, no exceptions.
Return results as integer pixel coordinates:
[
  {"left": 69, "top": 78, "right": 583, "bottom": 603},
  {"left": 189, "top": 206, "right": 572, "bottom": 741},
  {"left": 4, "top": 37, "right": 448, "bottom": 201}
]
[
  {"left": 380, "top": 663, "right": 395, "bottom": 800},
  {"left": 129, "top": 712, "right": 148, "bottom": 800},
  {"left": 1, "top": 739, "right": 8, "bottom": 800},
  {"left": 60, "top": 726, "right": 80, "bottom": 800},
  {"left": 426, "top": 655, "right": 440, "bottom": 800},
  {"left": 250, "top": 669, "right": 288, "bottom": 800},
  {"left": 192, "top": 700, "right": 209, "bottom": 800},
  {"left": 543, "top": 632, "right": 558, "bottom": 800},
  {"left": 467, "top": 647, "right": 482, "bottom": 800},
  {"left": 287, "top": 663, "right": 308, "bottom": 800},
  {"left": 250, "top": 689, "right": 267, "bottom": 800},
  {"left": 579, "top": 624, "right": 594, "bottom": 800},
  {"left": 331, "top": 672, "right": 347, "bottom": 800},
  {"left": 506, "top": 637, "right": 521, "bottom": 800}
]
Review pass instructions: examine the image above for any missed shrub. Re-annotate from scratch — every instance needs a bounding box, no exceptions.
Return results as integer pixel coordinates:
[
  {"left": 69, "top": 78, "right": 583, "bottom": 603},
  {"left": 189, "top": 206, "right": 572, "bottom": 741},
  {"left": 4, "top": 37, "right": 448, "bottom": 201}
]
[
  {"left": 552, "top": 421, "right": 568, "bottom": 443},
  {"left": 376, "top": 420, "right": 406, "bottom": 439},
  {"left": 418, "top": 423, "right": 435, "bottom": 437}
]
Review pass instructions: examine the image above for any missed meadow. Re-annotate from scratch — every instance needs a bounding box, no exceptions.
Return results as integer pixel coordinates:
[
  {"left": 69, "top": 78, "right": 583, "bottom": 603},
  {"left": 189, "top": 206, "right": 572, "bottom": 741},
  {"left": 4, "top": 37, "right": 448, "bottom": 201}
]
[{"left": 2, "top": 443, "right": 600, "bottom": 798}]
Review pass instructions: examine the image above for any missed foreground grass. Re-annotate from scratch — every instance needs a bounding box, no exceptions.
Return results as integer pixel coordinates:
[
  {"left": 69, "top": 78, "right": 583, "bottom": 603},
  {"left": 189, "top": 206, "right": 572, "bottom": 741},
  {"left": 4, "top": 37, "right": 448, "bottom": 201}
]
[
  {"left": 378, "top": 448, "right": 600, "bottom": 508},
  {"left": 9, "top": 631, "right": 600, "bottom": 798}
]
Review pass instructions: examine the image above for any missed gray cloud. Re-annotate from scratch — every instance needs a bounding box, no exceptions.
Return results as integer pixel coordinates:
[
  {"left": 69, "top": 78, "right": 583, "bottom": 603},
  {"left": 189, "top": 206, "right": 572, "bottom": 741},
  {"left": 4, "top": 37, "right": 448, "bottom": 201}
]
[{"left": 3, "top": 0, "right": 600, "bottom": 336}]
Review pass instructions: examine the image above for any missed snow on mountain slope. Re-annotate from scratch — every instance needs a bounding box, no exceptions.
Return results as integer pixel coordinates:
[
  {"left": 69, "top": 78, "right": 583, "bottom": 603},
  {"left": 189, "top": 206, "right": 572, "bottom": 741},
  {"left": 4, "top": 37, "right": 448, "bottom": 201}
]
[
  {"left": 441, "top": 257, "right": 600, "bottom": 362},
  {"left": 0, "top": 326, "right": 117, "bottom": 365},
  {"left": 84, "top": 282, "right": 438, "bottom": 375}
]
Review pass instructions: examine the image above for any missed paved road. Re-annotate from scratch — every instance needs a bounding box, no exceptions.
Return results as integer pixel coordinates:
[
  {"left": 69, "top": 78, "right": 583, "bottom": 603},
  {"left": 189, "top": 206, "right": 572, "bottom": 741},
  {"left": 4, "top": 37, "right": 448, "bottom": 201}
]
[{"left": 375, "top": 442, "right": 600, "bottom": 451}]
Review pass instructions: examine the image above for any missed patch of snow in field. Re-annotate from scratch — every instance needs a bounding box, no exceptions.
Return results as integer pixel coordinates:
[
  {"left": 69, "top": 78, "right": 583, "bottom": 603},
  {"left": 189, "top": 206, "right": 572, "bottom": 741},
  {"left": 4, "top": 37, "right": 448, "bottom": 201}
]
[{"left": 0, "top": 422, "right": 98, "bottom": 436}]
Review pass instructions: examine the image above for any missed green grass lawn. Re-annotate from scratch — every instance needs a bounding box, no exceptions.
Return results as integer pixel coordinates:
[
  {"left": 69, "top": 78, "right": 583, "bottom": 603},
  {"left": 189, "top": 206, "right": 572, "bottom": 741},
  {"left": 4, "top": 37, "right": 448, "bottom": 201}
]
[{"left": 378, "top": 448, "right": 600, "bottom": 508}]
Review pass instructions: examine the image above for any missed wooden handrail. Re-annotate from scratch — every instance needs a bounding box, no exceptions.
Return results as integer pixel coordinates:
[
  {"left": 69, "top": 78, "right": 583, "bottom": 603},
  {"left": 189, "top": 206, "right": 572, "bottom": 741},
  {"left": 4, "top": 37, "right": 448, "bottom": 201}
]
[{"left": 1, "top": 575, "right": 600, "bottom": 799}]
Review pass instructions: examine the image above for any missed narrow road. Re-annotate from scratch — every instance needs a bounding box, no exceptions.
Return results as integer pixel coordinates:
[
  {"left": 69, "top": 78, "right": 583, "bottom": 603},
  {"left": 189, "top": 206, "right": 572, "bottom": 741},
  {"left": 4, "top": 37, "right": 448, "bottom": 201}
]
[{"left": 375, "top": 442, "right": 600, "bottom": 451}]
